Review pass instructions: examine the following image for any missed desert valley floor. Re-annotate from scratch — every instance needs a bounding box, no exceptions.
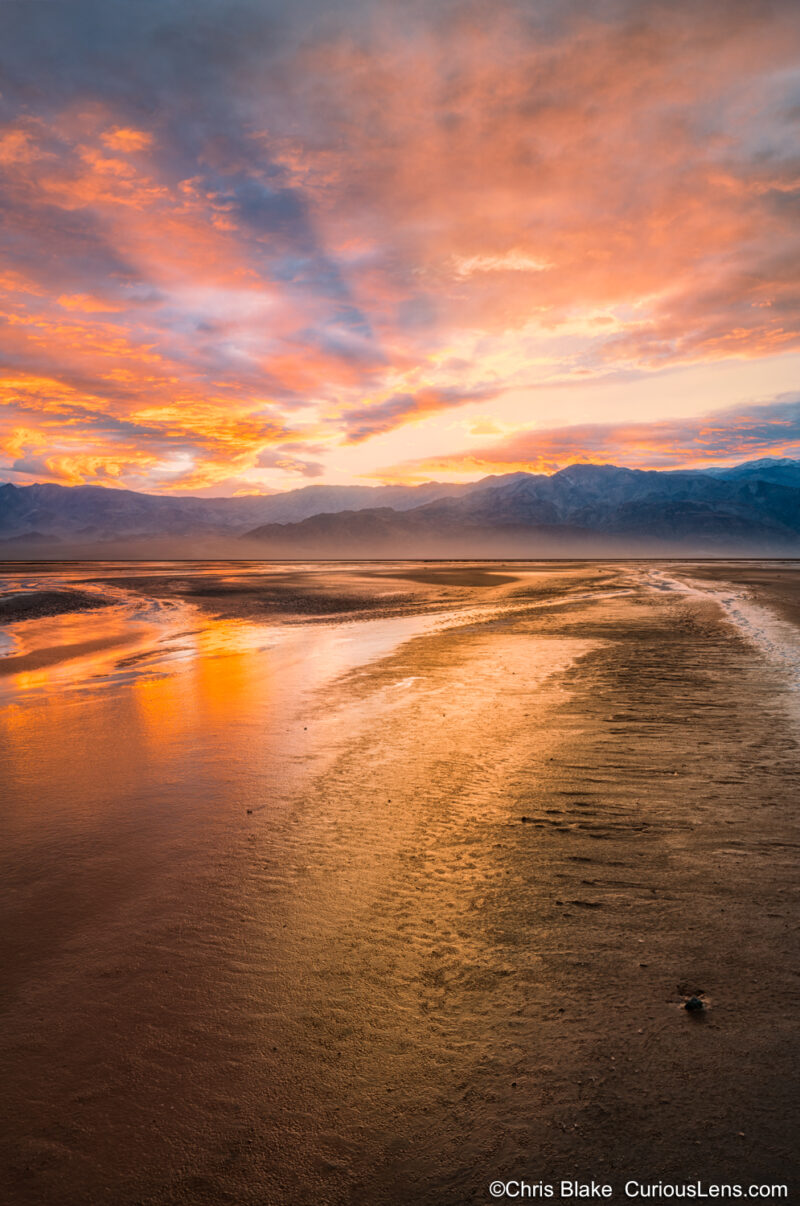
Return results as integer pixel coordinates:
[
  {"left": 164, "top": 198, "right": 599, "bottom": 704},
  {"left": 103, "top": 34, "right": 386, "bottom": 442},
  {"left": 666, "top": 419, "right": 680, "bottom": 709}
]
[{"left": 0, "top": 560, "right": 798, "bottom": 1205}]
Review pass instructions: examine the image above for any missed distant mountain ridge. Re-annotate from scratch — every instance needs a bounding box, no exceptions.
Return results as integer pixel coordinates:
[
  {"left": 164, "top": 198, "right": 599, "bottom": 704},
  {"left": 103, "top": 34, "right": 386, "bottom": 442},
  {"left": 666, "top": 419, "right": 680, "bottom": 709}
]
[
  {"left": 0, "top": 477, "right": 476, "bottom": 545},
  {"left": 243, "top": 459, "right": 800, "bottom": 555},
  {"left": 1, "top": 458, "right": 799, "bottom": 555}
]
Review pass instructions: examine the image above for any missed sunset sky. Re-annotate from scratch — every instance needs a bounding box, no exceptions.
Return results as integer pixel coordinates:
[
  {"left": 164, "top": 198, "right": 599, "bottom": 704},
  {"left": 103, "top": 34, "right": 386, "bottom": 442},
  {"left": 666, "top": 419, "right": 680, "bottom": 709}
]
[{"left": 2, "top": 0, "right": 800, "bottom": 495}]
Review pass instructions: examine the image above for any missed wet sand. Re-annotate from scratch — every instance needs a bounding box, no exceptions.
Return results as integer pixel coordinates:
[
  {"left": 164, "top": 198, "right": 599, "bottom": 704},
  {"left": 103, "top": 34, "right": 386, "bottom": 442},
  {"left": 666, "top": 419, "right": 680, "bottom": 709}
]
[
  {"left": 0, "top": 632, "right": 147, "bottom": 677},
  {"left": 0, "top": 588, "right": 115, "bottom": 623},
  {"left": 0, "top": 561, "right": 798, "bottom": 1205}
]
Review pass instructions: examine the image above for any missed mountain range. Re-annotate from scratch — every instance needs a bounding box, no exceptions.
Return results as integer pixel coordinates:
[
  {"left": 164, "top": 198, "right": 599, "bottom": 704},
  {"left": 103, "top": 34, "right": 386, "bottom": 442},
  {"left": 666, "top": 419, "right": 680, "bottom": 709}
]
[{"left": 1, "top": 458, "right": 799, "bottom": 556}]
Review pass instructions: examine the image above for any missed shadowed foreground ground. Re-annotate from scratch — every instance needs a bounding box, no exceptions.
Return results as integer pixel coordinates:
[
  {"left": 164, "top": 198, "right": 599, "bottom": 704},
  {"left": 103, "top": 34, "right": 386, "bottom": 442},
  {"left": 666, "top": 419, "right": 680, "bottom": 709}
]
[{"left": 0, "top": 562, "right": 798, "bottom": 1204}]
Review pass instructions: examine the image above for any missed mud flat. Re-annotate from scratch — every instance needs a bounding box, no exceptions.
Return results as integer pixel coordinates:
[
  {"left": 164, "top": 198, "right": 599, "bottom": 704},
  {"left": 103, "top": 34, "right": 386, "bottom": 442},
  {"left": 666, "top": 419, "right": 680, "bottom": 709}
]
[
  {"left": 0, "top": 562, "right": 798, "bottom": 1205},
  {"left": 0, "top": 588, "right": 115, "bottom": 622},
  {"left": 677, "top": 559, "right": 800, "bottom": 629}
]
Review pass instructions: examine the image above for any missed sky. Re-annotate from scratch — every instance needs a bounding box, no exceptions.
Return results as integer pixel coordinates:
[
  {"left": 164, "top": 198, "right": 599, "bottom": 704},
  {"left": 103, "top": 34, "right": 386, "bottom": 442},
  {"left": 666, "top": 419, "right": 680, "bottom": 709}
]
[{"left": 1, "top": 0, "right": 800, "bottom": 496}]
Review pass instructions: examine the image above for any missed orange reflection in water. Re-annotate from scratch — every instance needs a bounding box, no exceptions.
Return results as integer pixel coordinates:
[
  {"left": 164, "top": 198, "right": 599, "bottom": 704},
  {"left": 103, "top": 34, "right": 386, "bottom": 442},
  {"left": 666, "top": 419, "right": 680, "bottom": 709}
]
[{"left": 0, "top": 569, "right": 526, "bottom": 862}]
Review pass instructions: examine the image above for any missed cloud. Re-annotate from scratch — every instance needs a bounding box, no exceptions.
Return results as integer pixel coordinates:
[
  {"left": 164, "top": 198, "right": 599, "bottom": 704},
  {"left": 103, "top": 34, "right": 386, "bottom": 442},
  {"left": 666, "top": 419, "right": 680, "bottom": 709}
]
[
  {"left": 451, "top": 253, "right": 552, "bottom": 278},
  {"left": 376, "top": 396, "right": 800, "bottom": 480},
  {"left": 341, "top": 385, "right": 500, "bottom": 442},
  {"left": 101, "top": 128, "right": 153, "bottom": 153},
  {"left": 256, "top": 444, "right": 325, "bottom": 477},
  {"left": 1, "top": 0, "right": 799, "bottom": 490},
  {"left": 0, "top": 377, "right": 307, "bottom": 491}
]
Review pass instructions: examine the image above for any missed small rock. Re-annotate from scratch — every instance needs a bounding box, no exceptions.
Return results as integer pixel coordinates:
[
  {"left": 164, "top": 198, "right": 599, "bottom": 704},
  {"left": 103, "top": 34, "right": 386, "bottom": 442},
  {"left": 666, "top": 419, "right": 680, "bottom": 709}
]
[
  {"left": 684, "top": 996, "right": 705, "bottom": 1012},
  {"left": 521, "top": 816, "right": 531, "bottom": 823},
  {"left": 246, "top": 809, "right": 253, "bottom": 815}
]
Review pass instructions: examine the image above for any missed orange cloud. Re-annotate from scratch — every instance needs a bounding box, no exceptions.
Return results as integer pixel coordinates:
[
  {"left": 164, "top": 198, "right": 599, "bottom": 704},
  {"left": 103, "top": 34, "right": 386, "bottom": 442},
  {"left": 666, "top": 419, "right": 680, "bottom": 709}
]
[
  {"left": 2, "top": 1, "right": 800, "bottom": 492},
  {"left": 373, "top": 397, "right": 800, "bottom": 483},
  {"left": 101, "top": 127, "right": 153, "bottom": 152},
  {"left": 57, "top": 293, "right": 123, "bottom": 313}
]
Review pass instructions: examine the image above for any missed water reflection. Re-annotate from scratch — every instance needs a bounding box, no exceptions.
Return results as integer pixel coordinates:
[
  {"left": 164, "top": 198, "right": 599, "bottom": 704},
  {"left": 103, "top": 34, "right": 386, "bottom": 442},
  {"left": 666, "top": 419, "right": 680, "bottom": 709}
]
[
  {"left": 1, "top": 563, "right": 537, "bottom": 1032},
  {"left": 0, "top": 563, "right": 531, "bottom": 702},
  {"left": 0, "top": 565, "right": 522, "bottom": 838}
]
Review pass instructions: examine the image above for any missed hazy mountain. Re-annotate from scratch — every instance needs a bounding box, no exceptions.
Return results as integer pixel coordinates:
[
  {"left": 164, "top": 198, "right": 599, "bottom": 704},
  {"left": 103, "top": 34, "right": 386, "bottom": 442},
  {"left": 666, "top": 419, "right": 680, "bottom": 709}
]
[
  {"left": 1, "top": 459, "right": 798, "bottom": 556},
  {"left": 698, "top": 457, "right": 800, "bottom": 486},
  {"left": 243, "top": 459, "right": 800, "bottom": 555},
  {"left": 0, "top": 477, "right": 483, "bottom": 549}
]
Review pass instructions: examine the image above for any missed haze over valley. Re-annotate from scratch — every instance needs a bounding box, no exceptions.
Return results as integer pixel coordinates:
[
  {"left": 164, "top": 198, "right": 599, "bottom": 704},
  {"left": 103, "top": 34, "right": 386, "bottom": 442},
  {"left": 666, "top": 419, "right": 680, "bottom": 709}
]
[{"left": 2, "top": 456, "right": 799, "bottom": 557}]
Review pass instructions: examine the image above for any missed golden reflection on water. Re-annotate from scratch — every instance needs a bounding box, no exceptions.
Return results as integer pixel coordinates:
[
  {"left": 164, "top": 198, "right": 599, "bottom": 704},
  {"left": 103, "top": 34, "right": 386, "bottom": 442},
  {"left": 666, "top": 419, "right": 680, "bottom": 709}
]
[
  {"left": 128, "top": 638, "right": 278, "bottom": 786},
  {"left": 0, "top": 593, "right": 472, "bottom": 848},
  {"left": 0, "top": 563, "right": 578, "bottom": 868}
]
